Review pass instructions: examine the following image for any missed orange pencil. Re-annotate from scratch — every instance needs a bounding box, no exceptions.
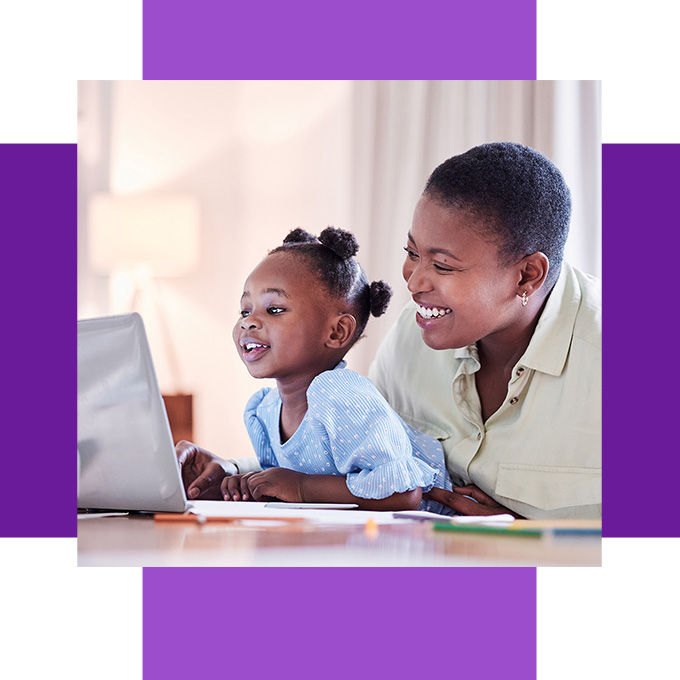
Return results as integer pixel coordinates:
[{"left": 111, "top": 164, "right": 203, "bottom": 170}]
[{"left": 154, "top": 513, "right": 306, "bottom": 524}]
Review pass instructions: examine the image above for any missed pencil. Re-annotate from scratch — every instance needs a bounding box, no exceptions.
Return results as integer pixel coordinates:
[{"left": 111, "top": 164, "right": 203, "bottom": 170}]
[
  {"left": 154, "top": 513, "right": 306, "bottom": 523},
  {"left": 433, "top": 523, "right": 542, "bottom": 537}
]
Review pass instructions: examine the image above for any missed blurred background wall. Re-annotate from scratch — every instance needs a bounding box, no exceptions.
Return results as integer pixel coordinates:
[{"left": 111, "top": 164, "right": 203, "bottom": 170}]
[{"left": 77, "top": 80, "right": 601, "bottom": 461}]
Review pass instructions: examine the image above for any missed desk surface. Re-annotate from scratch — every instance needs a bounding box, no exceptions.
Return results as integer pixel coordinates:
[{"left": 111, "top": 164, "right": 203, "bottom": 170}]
[{"left": 78, "top": 514, "right": 601, "bottom": 567}]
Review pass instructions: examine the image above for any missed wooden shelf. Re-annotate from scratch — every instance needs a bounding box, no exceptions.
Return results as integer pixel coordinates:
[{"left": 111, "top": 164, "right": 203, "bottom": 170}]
[{"left": 162, "top": 393, "right": 193, "bottom": 444}]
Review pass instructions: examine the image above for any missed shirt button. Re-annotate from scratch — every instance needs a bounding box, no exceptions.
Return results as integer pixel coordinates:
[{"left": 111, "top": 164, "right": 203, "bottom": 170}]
[
  {"left": 477, "top": 432, "right": 482, "bottom": 440},
  {"left": 510, "top": 397, "right": 519, "bottom": 405},
  {"left": 516, "top": 367, "right": 525, "bottom": 377}
]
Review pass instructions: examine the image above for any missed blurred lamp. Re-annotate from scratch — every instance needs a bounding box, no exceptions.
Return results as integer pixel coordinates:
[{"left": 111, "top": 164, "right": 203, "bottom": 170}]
[
  {"left": 87, "top": 193, "right": 199, "bottom": 408},
  {"left": 88, "top": 193, "right": 199, "bottom": 277}
]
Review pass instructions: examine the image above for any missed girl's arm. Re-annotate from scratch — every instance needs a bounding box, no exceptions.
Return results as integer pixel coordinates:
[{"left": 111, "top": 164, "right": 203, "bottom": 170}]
[{"left": 240, "top": 468, "right": 422, "bottom": 511}]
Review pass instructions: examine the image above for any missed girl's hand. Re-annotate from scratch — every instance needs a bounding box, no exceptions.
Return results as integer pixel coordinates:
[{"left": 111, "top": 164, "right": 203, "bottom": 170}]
[
  {"left": 221, "top": 472, "right": 258, "bottom": 501},
  {"left": 246, "top": 468, "right": 307, "bottom": 503},
  {"left": 424, "top": 484, "right": 524, "bottom": 518}
]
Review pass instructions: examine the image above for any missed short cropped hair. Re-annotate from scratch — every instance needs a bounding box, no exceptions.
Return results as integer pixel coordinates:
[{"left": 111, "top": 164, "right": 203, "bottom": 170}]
[{"left": 424, "top": 142, "right": 572, "bottom": 289}]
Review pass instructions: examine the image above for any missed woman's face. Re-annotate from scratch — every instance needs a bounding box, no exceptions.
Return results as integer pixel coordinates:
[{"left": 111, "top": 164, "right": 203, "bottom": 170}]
[{"left": 402, "top": 195, "right": 523, "bottom": 350}]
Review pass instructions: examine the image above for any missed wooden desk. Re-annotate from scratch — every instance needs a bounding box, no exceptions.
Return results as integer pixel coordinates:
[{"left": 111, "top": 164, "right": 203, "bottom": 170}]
[{"left": 78, "top": 515, "right": 601, "bottom": 567}]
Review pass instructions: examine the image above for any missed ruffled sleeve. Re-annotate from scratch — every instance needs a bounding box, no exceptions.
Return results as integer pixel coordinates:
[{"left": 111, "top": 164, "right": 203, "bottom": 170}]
[
  {"left": 306, "top": 369, "right": 438, "bottom": 499},
  {"left": 243, "top": 388, "right": 278, "bottom": 470}
]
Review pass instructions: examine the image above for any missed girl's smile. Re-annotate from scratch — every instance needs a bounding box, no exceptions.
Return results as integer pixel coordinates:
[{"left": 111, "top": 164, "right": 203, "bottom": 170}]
[{"left": 239, "top": 337, "right": 270, "bottom": 362}]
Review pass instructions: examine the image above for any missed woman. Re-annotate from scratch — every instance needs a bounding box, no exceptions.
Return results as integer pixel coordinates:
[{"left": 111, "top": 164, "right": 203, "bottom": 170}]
[
  {"left": 178, "top": 142, "right": 601, "bottom": 520},
  {"left": 369, "top": 142, "right": 601, "bottom": 519}
]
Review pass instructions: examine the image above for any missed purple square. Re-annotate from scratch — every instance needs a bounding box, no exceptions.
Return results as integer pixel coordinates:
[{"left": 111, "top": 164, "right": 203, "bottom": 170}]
[
  {"left": 0, "top": 144, "right": 76, "bottom": 538},
  {"left": 144, "top": 567, "right": 537, "bottom": 679},
  {"left": 602, "top": 143, "right": 680, "bottom": 538},
  {"left": 143, "top": 0, "right": 537, "bottom": 79}
]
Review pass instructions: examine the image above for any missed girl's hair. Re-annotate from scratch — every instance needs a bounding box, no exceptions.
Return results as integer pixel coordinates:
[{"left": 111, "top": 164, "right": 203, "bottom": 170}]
[{"left": 270, "top": 227, "right": 392, "bottom": 344}]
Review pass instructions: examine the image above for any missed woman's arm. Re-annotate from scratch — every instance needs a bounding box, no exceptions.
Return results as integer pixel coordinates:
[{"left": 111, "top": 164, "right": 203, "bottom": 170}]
[
  {"left": 175, "top": 440, "right": 238, "bottom": 500},
  {"left": 237, "top": 468, "right": 422, "bottom": 511}
]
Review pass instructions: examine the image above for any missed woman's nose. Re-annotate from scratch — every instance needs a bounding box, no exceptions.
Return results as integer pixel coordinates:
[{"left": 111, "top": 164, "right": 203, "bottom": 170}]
[{"left": 403, "top": 260, "right": 432, "bottom": 294}]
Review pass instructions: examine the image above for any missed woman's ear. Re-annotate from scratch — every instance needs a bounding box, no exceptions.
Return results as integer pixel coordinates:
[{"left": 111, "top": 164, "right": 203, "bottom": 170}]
[
  {"left": 326, "top": 313, "right": 357, "bottom": 350},
  {"left": 517, "top": 252, "right": 550, "bottom": 298}
]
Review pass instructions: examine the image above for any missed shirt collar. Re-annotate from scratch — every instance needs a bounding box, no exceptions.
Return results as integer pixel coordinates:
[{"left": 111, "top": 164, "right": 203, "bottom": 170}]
[
  {"left": 518, "top": 262, "right": 581, "bottom": 376},
  {"left": 450, "top": 344, "right": 481, "bottom": 376}
]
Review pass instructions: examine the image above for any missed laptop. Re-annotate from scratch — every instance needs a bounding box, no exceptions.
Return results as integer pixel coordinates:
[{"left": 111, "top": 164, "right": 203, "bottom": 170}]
[{"left": 77, "top": 312, "right": 191, "bottom": 513}]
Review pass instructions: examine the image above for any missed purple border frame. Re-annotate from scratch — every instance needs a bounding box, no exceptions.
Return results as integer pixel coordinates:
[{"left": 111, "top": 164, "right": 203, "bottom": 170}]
[
  {"left": 143, "top": 567, "right": 537, "bottom": 679},
  {"left": 0, "top": 144, "right": 76, "bottom": 538},
  {"left": 602, "top": 144, "right": 680, "bottom": 538},
  {"left": 142, "top": 0, "right": 537, "bottom": 80},
  {"left": 5, "top": 3, "right": 677, "bottom": 679}
]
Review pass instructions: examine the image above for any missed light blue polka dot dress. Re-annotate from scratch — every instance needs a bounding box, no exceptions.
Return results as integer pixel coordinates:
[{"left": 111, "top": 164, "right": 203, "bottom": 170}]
[{"left": 244, "top": 362, "right": 453, "bottom": 514}]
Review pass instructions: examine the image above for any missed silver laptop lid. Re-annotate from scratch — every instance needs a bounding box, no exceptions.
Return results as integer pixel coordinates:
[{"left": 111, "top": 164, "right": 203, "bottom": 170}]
[{"left": 77, "top": 312, "right": 188, "bottom": 513}]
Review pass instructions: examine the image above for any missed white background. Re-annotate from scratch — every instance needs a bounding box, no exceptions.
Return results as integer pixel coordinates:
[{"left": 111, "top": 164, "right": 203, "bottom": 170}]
[{"left": 1, "top": 0, "right": 679, "bottom": 678}]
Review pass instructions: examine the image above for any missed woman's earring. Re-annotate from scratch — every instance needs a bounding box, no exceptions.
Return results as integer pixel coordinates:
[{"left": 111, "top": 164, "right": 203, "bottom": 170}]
[{"left": 521, "top": 290, "right": 528, "bottom": 307}]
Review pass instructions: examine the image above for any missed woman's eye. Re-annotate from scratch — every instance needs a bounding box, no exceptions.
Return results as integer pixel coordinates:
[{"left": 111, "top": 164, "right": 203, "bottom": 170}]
[
  {"left": 240, "top": 309, "right": 250, "bottom": 318},
  {"left": 267, "top": 307, "right": 285, "bottom": 315},
  {"left": 433, "top": 263, "right": 455, "bottom": 273},
  {"left": 403, "top": 246, "right": 418, "bottom": 260}
]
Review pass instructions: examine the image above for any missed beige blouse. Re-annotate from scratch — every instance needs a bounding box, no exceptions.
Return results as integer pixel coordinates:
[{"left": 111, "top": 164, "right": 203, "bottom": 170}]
[{"left": 368, "top": 262, "right": 602, "bottom": 520}]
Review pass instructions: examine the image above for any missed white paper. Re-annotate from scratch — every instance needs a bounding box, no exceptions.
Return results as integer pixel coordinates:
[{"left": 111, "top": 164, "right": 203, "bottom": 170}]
[
  {"left": 392, "top": 511, "right": 515, "bottom": 525},
  {"left": 188, "top": 500, "right": 406, "bottom": 525},
  {"left": 450, "top": 514, "right": 515, "bottom": 525}
]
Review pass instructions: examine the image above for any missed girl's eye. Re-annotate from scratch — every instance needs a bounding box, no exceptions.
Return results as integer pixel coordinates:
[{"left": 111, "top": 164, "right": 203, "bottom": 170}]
[
  {"left": 403, "top": 246, "right": 418, "bottom": 260},
  {"left": 267, "top": 307, "right": 285, "bottom": 315},
  {"left": 240, "top": 310, "right": 250, "bottom": 318}
]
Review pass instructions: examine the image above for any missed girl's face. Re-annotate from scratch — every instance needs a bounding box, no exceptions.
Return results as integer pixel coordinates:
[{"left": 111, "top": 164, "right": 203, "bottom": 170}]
[
  {"left": 233, "top": 253, "right": 339, "bottom": 382},
  {"left": 403, "top": 195, "right": 524, "bottom": 351}
]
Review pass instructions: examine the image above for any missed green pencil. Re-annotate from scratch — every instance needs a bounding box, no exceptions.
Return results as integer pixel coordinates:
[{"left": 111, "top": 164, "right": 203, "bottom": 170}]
[{"left": 433, "top": 523, "right": 543, "bottom": 537}]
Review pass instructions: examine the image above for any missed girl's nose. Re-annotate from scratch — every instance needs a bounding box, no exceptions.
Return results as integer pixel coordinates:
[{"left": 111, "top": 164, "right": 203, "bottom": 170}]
[{"left": 241, "top": 314, "right": 262, "bottom": 329}]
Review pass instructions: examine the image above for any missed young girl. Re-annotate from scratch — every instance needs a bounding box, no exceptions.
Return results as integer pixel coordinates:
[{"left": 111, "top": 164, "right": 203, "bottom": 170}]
[{"left": 226, "top": 226, "right": 452, "bottom": 512}]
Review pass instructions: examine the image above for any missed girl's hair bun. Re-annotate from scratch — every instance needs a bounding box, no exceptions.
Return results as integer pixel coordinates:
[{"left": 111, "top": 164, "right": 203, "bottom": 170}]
[
  {"left": 369, "top": 280, "right": 392, "bottom": 317},
  {"left": 283, "top": 228, "right": 317, "bottom": 245},
  {"left": 318, "top": 226, "right": 359, "bottom": 260}
]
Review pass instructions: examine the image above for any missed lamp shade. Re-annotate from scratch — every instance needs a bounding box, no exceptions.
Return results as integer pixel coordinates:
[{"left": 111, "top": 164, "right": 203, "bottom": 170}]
[{"left": 88, "top": 193, "right": 200, "bottom": 276}]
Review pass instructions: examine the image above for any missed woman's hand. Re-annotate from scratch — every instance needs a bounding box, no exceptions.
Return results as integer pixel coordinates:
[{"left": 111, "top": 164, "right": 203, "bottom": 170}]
[
  {"left": 246, "top": 468, "right": 307, "bottom": 503},
  {"left": 175, "top": 440, "right": 238, "bottom": 500},
  {"left": 424, "top": 484, "right": 523, "bottom": 518}
]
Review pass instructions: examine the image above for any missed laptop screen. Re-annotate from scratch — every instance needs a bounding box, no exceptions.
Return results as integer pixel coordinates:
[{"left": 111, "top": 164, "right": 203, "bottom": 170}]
[{"left": 77, "top": 313, "right": 188, "bottom": 513}]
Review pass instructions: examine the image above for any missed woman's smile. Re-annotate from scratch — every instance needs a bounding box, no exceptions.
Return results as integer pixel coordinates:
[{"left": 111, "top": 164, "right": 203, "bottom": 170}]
[
  {"left": 415, "top": 304, "right": 452, "bottom": 320},
  {"left": 415, "top": 305, "right": 453, "bottom": 329}
]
